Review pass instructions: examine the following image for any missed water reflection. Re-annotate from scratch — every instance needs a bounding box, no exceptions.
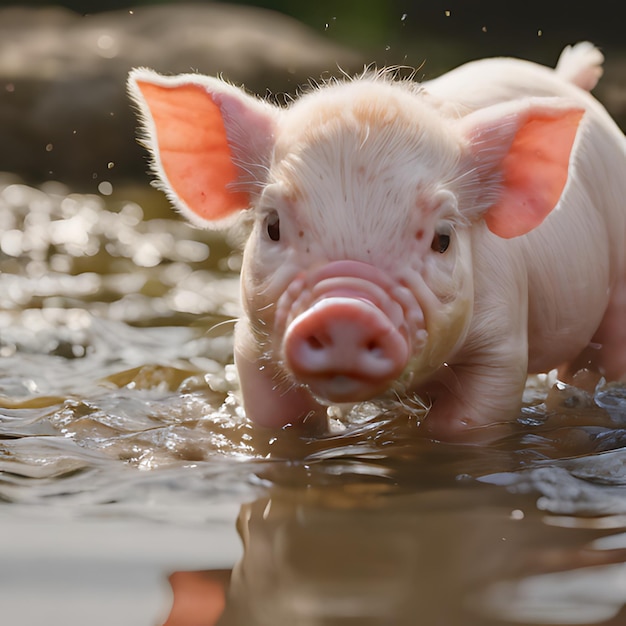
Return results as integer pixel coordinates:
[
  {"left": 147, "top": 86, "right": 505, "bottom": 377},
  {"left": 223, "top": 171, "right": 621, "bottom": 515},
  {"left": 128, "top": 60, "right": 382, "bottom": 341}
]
[
  {"left": 164, "top": 570, "right": 230, "bottom": 626},
  {"left": 161, "top": 479, "right": 626, "bottom": 626}
]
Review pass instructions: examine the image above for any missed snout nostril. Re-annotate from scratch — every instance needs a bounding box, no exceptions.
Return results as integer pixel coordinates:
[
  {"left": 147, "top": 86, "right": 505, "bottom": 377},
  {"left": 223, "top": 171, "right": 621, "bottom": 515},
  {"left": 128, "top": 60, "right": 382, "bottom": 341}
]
[
  {"left": 365, "top": 339, "right": 385, "bottom": 359},
  {"left": 306, "top": 335, "right": 325, "bottom": 350}
]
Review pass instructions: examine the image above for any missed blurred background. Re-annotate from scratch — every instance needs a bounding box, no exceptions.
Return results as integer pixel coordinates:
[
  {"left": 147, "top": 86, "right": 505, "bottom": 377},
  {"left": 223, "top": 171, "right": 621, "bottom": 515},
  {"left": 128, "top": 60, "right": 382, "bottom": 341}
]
[
  {"left": 0, "top": 0, "right": 624, "bottom": 190},
  {"left": 5, "top": 0, "right": 626, "bottom": 50}
]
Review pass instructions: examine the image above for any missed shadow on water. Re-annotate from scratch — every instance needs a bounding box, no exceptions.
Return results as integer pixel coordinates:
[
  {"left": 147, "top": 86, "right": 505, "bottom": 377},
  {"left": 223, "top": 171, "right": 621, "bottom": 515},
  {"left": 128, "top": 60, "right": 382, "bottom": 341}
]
[{"left": 1, "top": 177, "right": 626, "bottom": 625}]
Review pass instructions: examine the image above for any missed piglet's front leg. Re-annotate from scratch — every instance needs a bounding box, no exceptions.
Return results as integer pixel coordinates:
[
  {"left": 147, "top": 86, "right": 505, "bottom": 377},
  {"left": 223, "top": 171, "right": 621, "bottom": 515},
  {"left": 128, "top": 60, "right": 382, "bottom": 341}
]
[
  {"left": 419, "top": 359, "right": 528, "bottom": 442},
  {"left": 234, "top": 321, "right": 327, "bottom": 432}
]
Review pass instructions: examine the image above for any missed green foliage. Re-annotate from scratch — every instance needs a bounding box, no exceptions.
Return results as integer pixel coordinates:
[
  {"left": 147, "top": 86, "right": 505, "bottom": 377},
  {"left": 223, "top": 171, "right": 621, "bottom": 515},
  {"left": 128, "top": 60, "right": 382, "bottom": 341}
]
[{"left": 233, "top": 0, "right": 397, "bottom": 46}]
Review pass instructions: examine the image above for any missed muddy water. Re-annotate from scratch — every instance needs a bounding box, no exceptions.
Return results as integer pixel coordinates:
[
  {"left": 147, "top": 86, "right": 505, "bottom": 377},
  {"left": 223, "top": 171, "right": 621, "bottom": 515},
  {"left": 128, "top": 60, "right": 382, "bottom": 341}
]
[{"left": 1, "top": 177, "right": 625, "bottom": 626}]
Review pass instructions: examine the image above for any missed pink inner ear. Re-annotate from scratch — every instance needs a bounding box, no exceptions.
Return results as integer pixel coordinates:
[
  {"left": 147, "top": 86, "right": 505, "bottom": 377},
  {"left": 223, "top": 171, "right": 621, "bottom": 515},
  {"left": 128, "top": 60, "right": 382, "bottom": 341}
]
[
  {"left": 485, "top": 109, "right": 584, "bottom": 239},
  {"left": 136, "top": 80, "right": 249, "bottom": 223}
]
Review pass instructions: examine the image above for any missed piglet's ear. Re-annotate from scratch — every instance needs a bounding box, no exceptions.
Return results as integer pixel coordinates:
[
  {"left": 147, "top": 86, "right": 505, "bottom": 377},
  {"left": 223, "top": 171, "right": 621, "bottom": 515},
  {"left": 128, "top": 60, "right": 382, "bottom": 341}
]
[
  {"left": 128, "top": 70, "right": 278, "bottom": 228},
  {"left": 458, "top": 98, "right": 584, "bottom": 239}
]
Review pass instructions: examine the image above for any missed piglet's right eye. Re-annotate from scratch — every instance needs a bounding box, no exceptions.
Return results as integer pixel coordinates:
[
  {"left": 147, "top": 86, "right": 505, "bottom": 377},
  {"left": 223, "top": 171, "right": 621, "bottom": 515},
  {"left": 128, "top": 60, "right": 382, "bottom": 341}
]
[
  {"left": 265, "top": 210, "right": 280, "bottom": 242},
  {"left": 431, "top": 231, "right": 451, "bottom": 253}
]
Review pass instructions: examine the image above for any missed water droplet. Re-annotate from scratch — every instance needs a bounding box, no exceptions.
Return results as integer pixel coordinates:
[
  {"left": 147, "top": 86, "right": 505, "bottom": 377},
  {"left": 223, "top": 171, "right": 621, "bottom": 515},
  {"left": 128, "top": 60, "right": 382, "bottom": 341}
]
[
  {"left": 98, "top": 181, "right": 113, "bottom": 196},
  {"left": 96, "top": 33, "right": 119, "bottom": 58},
  {"left": 45, "top": 143, "right": 53, "bottom": 152},
  {"left": 98, "top": 34, "right": 114, "bottom": 49}
]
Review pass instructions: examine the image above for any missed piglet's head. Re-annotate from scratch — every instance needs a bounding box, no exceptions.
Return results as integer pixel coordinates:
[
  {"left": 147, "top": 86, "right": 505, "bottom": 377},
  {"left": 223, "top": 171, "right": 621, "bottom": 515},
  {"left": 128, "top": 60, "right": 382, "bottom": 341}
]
[{"left": 128, "top": 70, "right": 583, "bottom": 409}]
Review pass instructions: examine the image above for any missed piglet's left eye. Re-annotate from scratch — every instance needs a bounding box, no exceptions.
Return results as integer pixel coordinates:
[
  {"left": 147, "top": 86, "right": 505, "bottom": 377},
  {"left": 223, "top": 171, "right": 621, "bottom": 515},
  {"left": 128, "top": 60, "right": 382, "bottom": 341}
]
[
  {"left": 265, "top": 211, "right": 280, "bottom": 242},
  {"left": 431, "top": 232, "right": 451, "bottom": 253}
]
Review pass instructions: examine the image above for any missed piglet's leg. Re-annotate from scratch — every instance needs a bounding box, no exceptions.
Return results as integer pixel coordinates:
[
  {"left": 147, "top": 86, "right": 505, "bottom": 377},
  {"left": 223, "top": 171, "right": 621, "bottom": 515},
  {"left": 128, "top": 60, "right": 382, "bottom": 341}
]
[
  {"left": 559, "top": 277, "right": 626, "bottom": 382},
  {"left": 234, "top": 321, "right": 327, "bottom": 431},
  {"left": 585, "top": 277, "right": 626, "bottom": 381},
  {"left": 418, "top": 360, "right": 528, "bottom": 442}
]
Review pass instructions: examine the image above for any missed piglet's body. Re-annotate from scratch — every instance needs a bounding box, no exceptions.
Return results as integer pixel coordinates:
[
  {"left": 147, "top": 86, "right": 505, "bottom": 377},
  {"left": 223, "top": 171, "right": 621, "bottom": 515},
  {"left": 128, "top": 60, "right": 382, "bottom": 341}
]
[{"left": 129, "top": 43, "right": 626, "bottom": 440}]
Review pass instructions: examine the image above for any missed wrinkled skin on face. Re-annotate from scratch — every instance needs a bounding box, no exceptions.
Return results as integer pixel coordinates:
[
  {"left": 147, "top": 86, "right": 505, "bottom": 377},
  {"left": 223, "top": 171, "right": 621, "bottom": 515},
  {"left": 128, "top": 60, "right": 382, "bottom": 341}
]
[
  {"left": 128, "top": 42, "right": 626, "bottom": 440},
  {"left": 241, "top": 89, "right": 474, "bottom": 402}
]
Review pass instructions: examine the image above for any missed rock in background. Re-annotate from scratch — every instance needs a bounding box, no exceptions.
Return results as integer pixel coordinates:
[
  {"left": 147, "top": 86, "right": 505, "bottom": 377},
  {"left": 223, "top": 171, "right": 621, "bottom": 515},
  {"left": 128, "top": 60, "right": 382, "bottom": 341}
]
[{"left": 0, "top": 4, "right": 361, "bottom": 189}]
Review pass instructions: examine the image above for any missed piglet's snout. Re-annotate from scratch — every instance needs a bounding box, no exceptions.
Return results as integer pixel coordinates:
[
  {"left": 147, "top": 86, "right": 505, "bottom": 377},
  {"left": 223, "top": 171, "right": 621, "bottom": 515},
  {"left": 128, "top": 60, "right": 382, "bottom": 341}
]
[{"left": 284, "top": 296, "right": 410, "bottom": 403}]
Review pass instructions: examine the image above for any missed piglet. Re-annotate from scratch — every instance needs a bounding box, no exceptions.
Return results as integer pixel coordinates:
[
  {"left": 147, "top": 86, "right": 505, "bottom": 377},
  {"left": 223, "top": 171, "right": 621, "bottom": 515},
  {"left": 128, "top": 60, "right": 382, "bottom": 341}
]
[{"left": 128, "top": 42, "right": 626, "bottom": 440}]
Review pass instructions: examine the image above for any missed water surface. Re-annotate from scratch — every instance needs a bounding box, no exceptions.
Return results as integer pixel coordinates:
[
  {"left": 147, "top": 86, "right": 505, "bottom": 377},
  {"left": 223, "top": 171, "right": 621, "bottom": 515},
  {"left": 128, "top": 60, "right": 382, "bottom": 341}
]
[{"left": 1, "top": 178, "right": 625, "bottom": 626}]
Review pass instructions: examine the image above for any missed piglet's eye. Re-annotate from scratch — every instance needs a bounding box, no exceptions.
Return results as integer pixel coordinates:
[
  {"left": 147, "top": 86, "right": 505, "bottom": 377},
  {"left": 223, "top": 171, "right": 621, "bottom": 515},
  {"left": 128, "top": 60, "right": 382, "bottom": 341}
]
[
  {"left": 431, "top": 231, "right": 451, "bottom": 253},
  {"left": 265, "top": 210, "right": 280, "bottom": 242}
]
